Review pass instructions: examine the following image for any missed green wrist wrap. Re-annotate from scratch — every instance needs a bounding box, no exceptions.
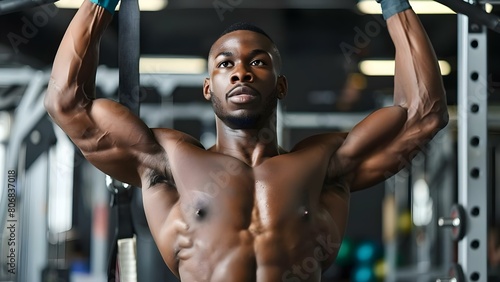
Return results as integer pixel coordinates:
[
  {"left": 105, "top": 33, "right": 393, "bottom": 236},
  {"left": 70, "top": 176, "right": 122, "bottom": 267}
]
[
  {"left": 376, "top": 0, "right": 411, "bottom": 20},
  {"left": 90, "top": 0, "right": 120, "bottom": 14}
]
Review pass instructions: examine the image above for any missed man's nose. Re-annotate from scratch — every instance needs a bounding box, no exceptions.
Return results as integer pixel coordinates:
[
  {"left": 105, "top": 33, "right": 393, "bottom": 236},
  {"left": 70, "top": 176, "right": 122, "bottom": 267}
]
[{"left": 231, "top": 64, "right": 253, "bottom": 83}]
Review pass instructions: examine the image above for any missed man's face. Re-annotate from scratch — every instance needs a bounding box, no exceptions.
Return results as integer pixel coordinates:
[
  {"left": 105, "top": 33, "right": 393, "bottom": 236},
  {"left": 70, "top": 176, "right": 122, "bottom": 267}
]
[{"left": 204, "top": 30, "right": 287, "bottom": 129}]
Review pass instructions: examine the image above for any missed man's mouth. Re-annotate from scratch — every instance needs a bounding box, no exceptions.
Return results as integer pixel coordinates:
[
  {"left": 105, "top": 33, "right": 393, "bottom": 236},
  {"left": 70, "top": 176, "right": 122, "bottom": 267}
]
[
  {"left": 227, "top": 85, "right": 259, "bottom": 98},
  {"left": 227, "top": 85, "right": 260, "bottom": 104}
]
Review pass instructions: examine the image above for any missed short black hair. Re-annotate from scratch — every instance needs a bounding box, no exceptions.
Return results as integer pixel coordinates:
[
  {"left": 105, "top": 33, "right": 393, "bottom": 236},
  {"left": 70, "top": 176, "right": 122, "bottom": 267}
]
[
  {"left": 213, "top": 22, "right": 282, "bottom": 73},
  {"left": 220, "top": 22, "right": 275, "bottom": 43}
]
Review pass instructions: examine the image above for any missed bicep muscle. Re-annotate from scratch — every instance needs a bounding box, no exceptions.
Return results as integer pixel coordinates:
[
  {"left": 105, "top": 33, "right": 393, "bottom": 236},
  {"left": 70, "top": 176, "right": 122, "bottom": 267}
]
[{"left": 335, "top": 106, "right": 411, "bottom": 190}]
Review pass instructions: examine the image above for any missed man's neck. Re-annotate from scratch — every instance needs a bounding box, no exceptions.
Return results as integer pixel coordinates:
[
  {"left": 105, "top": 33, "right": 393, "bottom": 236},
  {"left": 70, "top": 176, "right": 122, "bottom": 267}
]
[{"left": 211, "top": 119, "right": 281, "bottom": 167}]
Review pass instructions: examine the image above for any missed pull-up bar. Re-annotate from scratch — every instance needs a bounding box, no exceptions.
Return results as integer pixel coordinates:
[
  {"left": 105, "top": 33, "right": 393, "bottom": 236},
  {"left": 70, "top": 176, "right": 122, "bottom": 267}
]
[
  {"left": 435, "top": 0, "right": 500, "bottom": 33},
  {"left": 0, "top": 0, "right": 58, "bottom": 15}
]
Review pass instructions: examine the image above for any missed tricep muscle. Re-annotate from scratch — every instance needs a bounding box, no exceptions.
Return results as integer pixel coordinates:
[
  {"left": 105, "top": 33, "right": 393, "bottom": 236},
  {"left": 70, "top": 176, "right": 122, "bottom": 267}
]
[{"left": 48, "top": 96, "right": 163, "bottom": 187}]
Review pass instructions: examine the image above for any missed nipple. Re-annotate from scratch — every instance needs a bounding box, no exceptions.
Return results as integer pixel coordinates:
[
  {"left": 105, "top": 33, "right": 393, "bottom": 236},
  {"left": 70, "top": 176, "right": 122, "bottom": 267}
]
[
  {"left": 196, "top": 209, "right": 206, "bottom": 218},
  {"left": 300, "top": 205, "right": 310, "bottom": 217}
]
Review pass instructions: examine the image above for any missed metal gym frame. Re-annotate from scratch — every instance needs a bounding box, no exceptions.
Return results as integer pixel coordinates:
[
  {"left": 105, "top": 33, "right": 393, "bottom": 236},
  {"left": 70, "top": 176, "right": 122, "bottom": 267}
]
[
  {"left": 439, "top": 1, "right": 494, "bottom": 281},
  {"left": 436, "top": 0, "right": 495, "bottom": 280},
  {"left": 456, "top": 1, "right": 488, "bottom": 281}
]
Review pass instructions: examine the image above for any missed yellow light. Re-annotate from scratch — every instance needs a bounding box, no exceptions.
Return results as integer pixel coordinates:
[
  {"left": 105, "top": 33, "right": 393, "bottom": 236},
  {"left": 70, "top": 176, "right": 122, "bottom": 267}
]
[
  {"left": 359, "top": 60, "right": 451, "bottom": 76},
  {"left": 139, "top": 57, "right": 207, "bottom": 74},
  {"left": 439, "top": 60, "right": 452, "bottom": 75},
  {"left": 55, "top": 0, "right": 168, "bottom": 11},
  {"left": 54, "top": 0, "right": 81, "bottom": 9},
  {"left": 357, "top": 0, "right": 492, "bottom": 15}
]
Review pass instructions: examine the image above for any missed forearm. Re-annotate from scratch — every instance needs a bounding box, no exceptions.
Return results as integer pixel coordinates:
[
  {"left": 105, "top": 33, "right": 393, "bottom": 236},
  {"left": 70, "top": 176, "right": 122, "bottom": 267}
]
[
  {"left": 45, "top": 0, "right": 113, "bottom": 113},
  {"left": 387, "top": 9, "right": 447, "bottom": 121}
]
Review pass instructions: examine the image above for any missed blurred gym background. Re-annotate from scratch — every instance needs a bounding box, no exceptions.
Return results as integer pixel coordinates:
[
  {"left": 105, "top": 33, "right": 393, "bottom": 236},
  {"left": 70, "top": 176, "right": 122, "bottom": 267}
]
[{"left": 0, "top": 0, "right": 499, "bottom": 281}]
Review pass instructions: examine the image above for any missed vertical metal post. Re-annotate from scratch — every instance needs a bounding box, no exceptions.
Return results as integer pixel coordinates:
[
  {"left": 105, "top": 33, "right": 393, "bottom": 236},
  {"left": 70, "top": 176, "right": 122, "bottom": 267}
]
[{"left": 457, "top": 1, "right": 488, "bottom": 280}]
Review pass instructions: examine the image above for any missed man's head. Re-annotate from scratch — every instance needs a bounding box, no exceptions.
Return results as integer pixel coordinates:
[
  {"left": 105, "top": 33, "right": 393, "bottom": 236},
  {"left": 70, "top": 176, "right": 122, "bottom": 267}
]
[
  {"left": 215, "top": 22, "right": 283, "bottom": 73},
  {"left": 203, "top": 22, "right": 288, "bottom": 130}
]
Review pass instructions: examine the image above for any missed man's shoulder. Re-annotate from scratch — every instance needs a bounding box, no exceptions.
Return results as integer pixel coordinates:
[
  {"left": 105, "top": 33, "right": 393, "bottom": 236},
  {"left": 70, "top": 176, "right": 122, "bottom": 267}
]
[
  {"left": 290, "top": 132, "right": 348, "bottom": 152},
  {"left": 151, "top": 128, "right": 205, "bottom": 150}
]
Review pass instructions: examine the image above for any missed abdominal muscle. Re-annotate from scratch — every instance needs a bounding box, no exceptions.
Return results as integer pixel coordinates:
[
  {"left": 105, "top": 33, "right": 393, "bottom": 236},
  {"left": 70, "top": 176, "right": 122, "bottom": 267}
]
[
  {"left": 163, "top": 213, "right": 341, "bottom": 282},
  {"left": 176, "top": 231, "right": 326, "bottom": 282}
]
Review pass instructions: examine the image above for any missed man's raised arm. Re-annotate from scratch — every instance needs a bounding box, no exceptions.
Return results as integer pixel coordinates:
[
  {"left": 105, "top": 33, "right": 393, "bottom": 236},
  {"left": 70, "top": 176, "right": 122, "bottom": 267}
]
[
  {"left": 46, "top": 0, "right": 115, "bottom": 110},
  {"left": 333, "top": 1, "right": 449, "bottom": 191},
  {"left": 44, "top": 0, "right": 164, "bottom": 187}
]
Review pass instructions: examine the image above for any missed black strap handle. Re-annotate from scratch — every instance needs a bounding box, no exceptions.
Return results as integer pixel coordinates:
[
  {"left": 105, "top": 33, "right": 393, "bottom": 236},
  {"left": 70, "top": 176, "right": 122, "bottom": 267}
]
[
  {"left": 107, "top": 0, "right": 141, "bottom": 280},
  {"left": 118, "top": 0, "right": 141, "bottom": 115}
]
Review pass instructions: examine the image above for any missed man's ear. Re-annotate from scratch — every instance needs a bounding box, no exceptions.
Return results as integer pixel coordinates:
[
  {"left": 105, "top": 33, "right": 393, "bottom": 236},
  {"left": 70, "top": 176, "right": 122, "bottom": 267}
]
[
  {"left": 203, "top": 78, "right": 211, "bottom": 101},
  {"left": 277, "top": 75, "right": 288, "bottom": 100}
]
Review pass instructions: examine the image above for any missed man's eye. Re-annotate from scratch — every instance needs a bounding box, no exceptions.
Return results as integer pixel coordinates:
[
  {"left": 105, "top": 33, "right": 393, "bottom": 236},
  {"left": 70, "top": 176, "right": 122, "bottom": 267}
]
[
  {"left": 251, "top": 60, "right": 265, "bottom": 66},
  {"left": 218, "top": 61, "right": 233, "bottom": 68}
]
